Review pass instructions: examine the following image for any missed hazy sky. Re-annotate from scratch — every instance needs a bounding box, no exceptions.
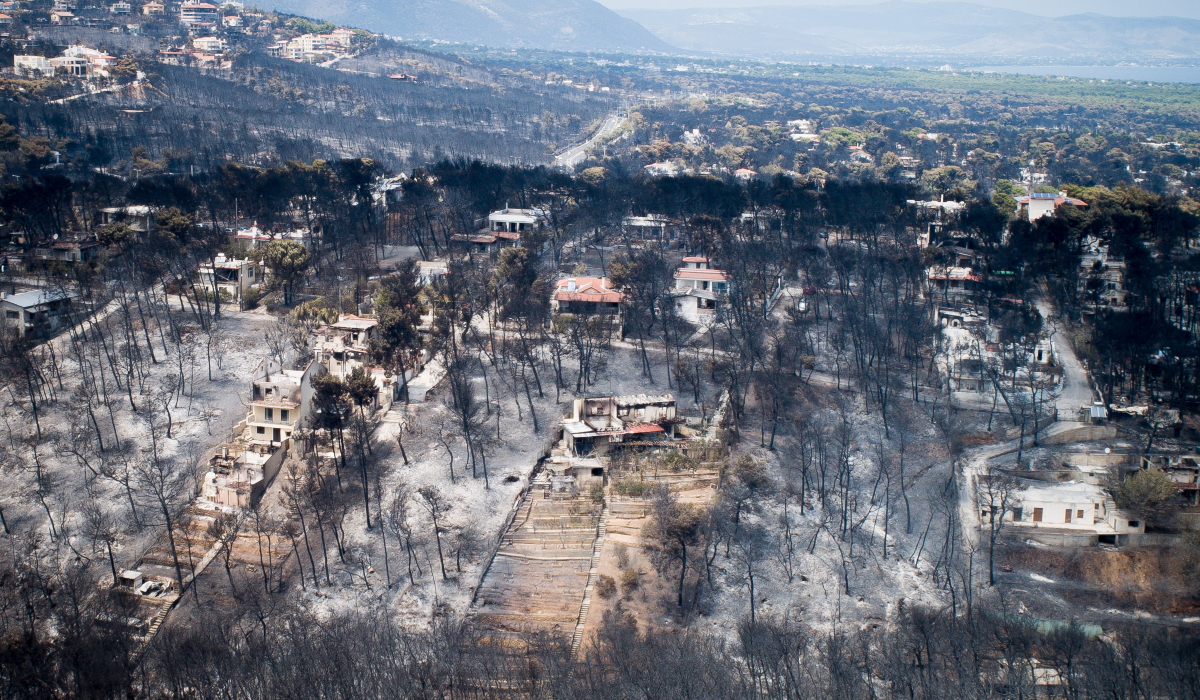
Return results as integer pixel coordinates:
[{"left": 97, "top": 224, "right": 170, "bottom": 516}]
[{"left": 598, "top": 0, "right": 1200, "bottom": 20}]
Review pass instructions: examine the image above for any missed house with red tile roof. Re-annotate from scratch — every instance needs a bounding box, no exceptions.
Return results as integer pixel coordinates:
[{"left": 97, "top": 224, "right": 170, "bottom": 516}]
[{"left": 551, "top": 276, "right": 623, "bottom": 316}]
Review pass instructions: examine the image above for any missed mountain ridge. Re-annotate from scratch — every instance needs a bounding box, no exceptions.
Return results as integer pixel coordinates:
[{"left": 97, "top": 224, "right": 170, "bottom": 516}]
[
  {"left": 618, "top": 1, "right": 1200, "bottom": 61},
  {"left": 263, "top": 0, "right": 676, "bottom": 53}
]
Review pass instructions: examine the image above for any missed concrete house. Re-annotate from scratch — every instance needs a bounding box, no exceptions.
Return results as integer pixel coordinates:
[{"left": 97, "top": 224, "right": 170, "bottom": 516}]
[
  {"left": 672, "top": 256, "right": 730, "bottom": 324},
  {"left": 560, "top": 394, "right": 676, "bottom": 456},
  {"left": 244, "top": 358, "right": 323, "bottom": 454},
  {"left": 311, "top": 315, "right": 399, "bottom": 410},
  {"left": 487, "top": 207, "right": 541, "bottom": 237},
  {"left": 622, "top": 215, "right": 677, "bottom": 246},
  {"left": 14, "top": 55, "right": 55, "bottom": 77},
  {"left": 989, "top": 475, "right": 1145, "bottom": 546},
  {"left": 197, "top": 255, "right": 260, "bottom": 302},
  {"left": 201, "top": 442, "right": 286, "bottom": 508},
  {"left": 551, "top": 276, "right": 623, "bottom": 316},
  {"left": 100, "top": 205, "right": 154, "bottom": 235},
  {"left": 1, "top": 290, "right": 75, "bottom": 339}
]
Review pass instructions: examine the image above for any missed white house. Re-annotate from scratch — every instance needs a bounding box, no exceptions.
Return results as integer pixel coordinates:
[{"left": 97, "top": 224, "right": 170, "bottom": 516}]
[
  {"left": 486, "top": 207, "right": 542, "bottom": 237},
  {"left": 244, "top": 358, "right": 323, "bottom": 454},
  {"left": 1016, "top": 192, "right": 1088, "bottom": 221},
  {"left": 1, "top": 290, "right": 75, "bottom": 339},
  {"left": 990, "top": 476, "right": 1145, "bottom": 546},
  {"left": 14, "top": 56, "right": 55, "bottom": 77},
  {"left": 193, "top": 36, "right": 227, "bottom": 52},
  {"left": 672, "top": 256, "right": 730, "bottom": 324},
  {"left": 179, "top": 1, "right": 219, "bottom": 25},
  {"left": 197, "top": 254, "right": 260, "bottom": 302}
]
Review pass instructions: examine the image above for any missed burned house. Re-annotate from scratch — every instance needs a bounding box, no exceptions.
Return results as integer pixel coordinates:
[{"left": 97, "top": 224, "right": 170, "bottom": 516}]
[
  {"left": 201, "top": 442, "right": 286, "bottom": 508},
  {"left": 243, "top": 358, "right": 323, "bottom": 455},
  {"left": 311, "top": 314, "right": 402, "bottom": 409},
  {"left": 560, "top": 394, "right": 677, "bottom": 457}
]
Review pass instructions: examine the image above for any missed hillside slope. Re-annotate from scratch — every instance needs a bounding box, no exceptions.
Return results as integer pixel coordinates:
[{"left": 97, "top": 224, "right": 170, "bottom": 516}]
[{"left": 266, "top": 0, "right": 674, "bottom": 52}]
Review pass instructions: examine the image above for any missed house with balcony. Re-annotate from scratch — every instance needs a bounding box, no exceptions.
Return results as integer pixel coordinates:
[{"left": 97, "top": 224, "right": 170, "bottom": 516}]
[
  {"left": 672, "top": 256, "right": 730, "bottom": 324},
  {"left": 197, "top": 254, "right": 260, "bottom": 303},
  {"left": 14, "top": 55, "right": 55, "bottom": 77},
  {"left": 925, "top": 265, "right": 982, "bottom": 301},
  {"left": 455, "top": 207, "right": 543, "bottom": 253},
  {"left": 244, "top": 358, "right": 323, "bottom": 455},
  {"left": 179, "top": 1, "right": 219, "bottom": 25}
]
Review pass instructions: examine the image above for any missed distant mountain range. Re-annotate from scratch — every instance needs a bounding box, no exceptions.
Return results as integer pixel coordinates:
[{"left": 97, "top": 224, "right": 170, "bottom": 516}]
[
  {"left": 263, "top": 0, "right": 673, "bottom": 53},
  {"left": 260, "top": 0, "right": 1200, "bottom": 62},
  {"left": 618, "top": 1, "right": 1200, "bottom": 61}
]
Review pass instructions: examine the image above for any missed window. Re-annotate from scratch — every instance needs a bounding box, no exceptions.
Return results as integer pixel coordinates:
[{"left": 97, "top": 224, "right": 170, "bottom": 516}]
[
  {"left": 1011, "top": 508, "right": 1022, "bottom": 521},
  {"left": 256, "top": 426, "right": 264, "bottom": 434},
  {"left": 1128, "top": 520, "right": 1140, "bottom": 528},
  {"left": 1077, "top": 509, "right": 1084, "bottom": 519},
  {"left": 1032, "top": 508, "right": 1043, "bottom": 522},
  {"left": 4, "top": 310, "right": 17, "bottom": 319},
  {"left": 265, "top": 408, "right": 273, "bottom": 421},
  {"left": 280, "top": 409, "right": 289, "bottom": 422}
]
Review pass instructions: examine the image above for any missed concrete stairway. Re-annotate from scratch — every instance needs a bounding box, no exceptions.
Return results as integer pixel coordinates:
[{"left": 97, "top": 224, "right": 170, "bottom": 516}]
[{"left": 570, "top": 501, "right": 609, "bottom": 657}]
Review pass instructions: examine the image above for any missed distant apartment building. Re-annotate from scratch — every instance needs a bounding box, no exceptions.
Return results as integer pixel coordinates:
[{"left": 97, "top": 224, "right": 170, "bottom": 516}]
[
  {"left": 142, "top": 1, "right": 164, "bottom": 14},
  {"left": 179, "top": 1, "right": 218, "bottom": 25}
]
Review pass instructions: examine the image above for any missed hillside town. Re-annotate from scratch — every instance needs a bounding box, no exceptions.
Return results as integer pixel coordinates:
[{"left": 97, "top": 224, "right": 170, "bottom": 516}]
[{"left": 2, "top": 2, "right": 1200, "bottom": 691}]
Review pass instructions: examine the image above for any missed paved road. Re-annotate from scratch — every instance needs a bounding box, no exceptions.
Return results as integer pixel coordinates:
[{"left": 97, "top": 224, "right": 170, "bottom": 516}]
[
  {"left": 554, "top": 114, "right": 625, "bottom": 169},
  {"left": 1036, "top": 298, "right": 1095, "bottom": 414}
]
